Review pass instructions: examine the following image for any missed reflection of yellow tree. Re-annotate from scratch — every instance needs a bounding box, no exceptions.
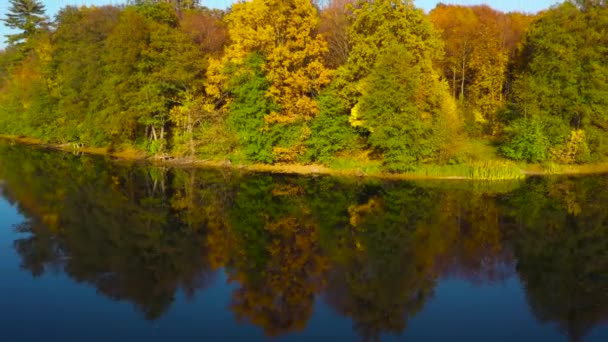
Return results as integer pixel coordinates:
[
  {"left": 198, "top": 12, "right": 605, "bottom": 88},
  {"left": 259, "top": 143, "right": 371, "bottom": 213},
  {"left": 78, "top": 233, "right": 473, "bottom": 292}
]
[
  {"left": 219, "top": 180, "right": 329, "bottom": 337},
  {"left": 232, "top": 216, "right": 327, "bottom": 336}
]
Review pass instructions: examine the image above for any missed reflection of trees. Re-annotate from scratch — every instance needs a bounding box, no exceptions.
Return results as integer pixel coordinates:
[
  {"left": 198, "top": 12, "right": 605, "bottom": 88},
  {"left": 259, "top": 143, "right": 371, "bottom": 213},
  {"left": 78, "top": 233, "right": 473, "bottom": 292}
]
[
  {"left": 4, "top": 144, "right": 608, "bottom": 341},
  {"left": 221, "top": 177, "right": 329, "bottom": 336},
  {"left": 323, "top": 183, "right": 516, "bottom": 341},
  {"left": 504, "top": 177, "right": 608, "bottom": 342},
  {"left": 435, "top": 192, "right": 514, "bottom": 284},
  {"left": 324, "top": 186, "right": 445, "bottom": 341},
  {"left": 0, "top": 145, "right": 219, "bottom": 320}
]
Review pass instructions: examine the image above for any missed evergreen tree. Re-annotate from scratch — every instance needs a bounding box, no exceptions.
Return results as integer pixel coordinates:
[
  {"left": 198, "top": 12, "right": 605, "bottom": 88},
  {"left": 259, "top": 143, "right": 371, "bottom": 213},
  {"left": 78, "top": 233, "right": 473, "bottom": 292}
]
[{"left": 2, "top": 0, "right": 48, "bottom": 46}]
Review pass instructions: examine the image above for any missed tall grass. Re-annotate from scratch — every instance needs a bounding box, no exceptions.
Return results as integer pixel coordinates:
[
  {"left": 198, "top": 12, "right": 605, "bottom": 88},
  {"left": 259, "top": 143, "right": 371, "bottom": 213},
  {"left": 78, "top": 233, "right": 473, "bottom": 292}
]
[
  {"left": 329, "top": 157, "right": 382, "bottom": 174},
  {"left": 407, "top": 160, "right": 525, "bottom": 180}
]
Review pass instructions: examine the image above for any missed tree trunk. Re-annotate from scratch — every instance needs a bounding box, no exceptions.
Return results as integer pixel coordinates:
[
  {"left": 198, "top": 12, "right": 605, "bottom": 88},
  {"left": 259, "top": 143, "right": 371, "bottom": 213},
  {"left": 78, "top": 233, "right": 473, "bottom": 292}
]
[
  {"left": 160, "top": 125, "right": 165, "bottom": 152},
  {"left": 188, "top": 111, "right": 195, "bottom": 156},
  {"left": 461, "top": 46, "right": 466, "bottom": 101},
  {"left": 452, "top": 67, "right": 457, "bottom": 98}
]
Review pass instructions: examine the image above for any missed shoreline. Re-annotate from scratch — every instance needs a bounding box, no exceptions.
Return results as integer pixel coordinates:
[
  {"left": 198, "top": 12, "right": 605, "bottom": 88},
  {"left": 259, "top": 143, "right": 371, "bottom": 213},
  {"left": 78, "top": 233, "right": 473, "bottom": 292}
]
[{"left": 2, "top": 135, "right": 608, "bottom": 180}]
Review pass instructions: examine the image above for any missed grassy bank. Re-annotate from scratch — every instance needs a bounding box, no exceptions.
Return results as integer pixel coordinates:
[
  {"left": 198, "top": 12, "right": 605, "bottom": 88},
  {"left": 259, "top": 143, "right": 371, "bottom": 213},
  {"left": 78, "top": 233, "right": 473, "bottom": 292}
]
[{"left": 2, "top": 135, "right": 608, "bottom": 180}]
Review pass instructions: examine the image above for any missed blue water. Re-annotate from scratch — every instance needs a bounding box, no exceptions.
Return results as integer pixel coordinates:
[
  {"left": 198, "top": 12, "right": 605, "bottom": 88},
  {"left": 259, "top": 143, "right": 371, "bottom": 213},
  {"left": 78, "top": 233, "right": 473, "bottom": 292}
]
[
  {"left": 0, "top": 145, "right": 607, "bottom": 341},
  {"left": 2, "top": 193, "right": 606, "bottom": 341}
]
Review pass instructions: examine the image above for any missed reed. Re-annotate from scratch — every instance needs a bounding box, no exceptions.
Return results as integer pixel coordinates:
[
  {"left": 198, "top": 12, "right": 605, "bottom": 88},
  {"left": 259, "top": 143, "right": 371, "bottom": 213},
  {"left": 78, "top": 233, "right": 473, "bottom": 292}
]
[{"left": 407, "top": 160, "right": 525, "bottom": 180}]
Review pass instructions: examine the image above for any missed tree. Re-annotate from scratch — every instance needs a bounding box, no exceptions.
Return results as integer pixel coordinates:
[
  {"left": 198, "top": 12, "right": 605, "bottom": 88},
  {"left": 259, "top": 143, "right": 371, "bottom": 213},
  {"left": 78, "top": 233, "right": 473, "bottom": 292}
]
[
  {"left": 505, "top": 1, "right": 608, "bottom": 161},
  {"left": 208, "top": 0, "right": 331, "bottom": 162},
  {"left": 50, "top": 6, "right": 122, "bottom": 142},
  {"left": 226, "top": 53, "right": 279, "bottom": 163},
  {"left": 0, "top": 31, "right": 54, "bottom": 139},
  {"left": 318, "top": 0, "right": 355, "bottom": 68},
  {"left": 2, "top": 0, "right": 48, "bottom": 47},
  {"left": 466, "top": 6, "right": 509, "bottom": 135},
  {"left": 429, "top": 4, "right": 478, "bottom": 100},
  {"left": 129, "top": 0, "right": 201, "bottom": 10},
  {"left": 179, "top": 8, "right": 227, "bottom": 55},
  {"left": 94, "top": 4, "right": 206, "bottom": 150},
  {"left": 430, "top": 4, "right": 533, "bottom": 136},
  {"left": 333, "top": 0, "right": 460, "bottom": 170},
  {"left": 357, "top": 44, "right": 439, "bottom": 170}
]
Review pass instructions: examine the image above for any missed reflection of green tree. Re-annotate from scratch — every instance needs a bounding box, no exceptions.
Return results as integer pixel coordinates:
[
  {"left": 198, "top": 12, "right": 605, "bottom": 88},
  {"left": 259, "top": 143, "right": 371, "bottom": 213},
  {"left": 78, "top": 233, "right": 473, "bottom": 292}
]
[
  {"left": 0, "top": 145, "right": 217, "bottom": 320},
  {"left": 323, "top": 185, "right": 445, "bottom": 341},
  {"left": 503, "top": 176, "right": 608, "bottom": 342}
]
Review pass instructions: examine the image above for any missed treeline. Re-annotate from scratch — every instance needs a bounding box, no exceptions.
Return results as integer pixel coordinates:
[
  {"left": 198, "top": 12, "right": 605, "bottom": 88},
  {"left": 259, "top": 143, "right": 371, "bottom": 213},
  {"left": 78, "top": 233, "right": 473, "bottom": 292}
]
[{"left": 0, "top": 0, "right": 607, "bottom": 171}]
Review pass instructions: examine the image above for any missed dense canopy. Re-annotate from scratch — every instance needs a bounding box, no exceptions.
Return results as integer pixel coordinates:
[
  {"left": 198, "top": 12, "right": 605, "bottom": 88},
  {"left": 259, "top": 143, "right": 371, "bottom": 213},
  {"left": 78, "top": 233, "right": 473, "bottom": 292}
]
[{"left": 0, "top": 0, "right": 606, "bottom": 172}]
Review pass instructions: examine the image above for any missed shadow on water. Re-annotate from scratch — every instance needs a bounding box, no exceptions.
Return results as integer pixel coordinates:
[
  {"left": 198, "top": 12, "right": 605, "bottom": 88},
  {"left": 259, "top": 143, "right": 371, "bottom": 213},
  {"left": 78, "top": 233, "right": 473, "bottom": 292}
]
[{"left": 0, "top": 143, "right": 607, "bottom": 341}]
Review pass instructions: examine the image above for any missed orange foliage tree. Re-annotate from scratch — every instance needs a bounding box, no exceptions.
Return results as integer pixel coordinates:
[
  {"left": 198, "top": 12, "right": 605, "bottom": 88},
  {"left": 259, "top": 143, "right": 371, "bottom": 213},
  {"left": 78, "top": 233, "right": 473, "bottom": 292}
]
[{"left": 430, "top": 4, "right": 535, "bottom": 135}]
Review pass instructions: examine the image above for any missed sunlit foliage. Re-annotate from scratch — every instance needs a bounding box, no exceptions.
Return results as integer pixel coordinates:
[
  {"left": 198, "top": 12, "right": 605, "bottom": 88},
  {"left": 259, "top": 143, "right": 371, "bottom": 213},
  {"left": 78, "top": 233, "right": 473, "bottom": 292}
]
[{"left": 0, "top": 0, "right": 607, "bottom": 170}]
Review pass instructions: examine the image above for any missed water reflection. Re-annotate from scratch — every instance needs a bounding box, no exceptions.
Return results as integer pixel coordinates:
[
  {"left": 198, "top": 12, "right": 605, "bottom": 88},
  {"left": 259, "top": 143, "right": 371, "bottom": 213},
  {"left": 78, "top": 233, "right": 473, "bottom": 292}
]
[{"left": 0, "top": 143, "right": 607, "bottom": 341}]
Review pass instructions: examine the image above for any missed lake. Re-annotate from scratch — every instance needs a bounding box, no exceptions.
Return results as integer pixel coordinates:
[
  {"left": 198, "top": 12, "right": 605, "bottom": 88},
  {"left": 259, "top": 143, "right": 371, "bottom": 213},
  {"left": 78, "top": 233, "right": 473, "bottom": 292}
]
[{"left": 0, "top": 142, "right": 606, "bottom": 341}]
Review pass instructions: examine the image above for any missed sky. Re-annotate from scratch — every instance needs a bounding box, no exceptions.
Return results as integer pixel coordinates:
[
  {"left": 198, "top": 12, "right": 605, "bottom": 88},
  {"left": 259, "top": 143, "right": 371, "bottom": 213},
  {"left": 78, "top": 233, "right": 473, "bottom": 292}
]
[{"left": 0, "top": 0, "right": 563, "bottom": 49}]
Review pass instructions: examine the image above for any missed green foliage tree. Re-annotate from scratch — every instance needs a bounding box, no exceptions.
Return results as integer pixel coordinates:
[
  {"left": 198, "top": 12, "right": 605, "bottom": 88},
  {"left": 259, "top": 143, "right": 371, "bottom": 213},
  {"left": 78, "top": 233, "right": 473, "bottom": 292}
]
[
  {"left": 93, "top": 4, "right": 206, "bottom": 150},
  {"left": 324, "top": 0, "right": 460, "bottom": 170},
  {"left": 305, "top": 82, "right": 358, "bottom": 163},
  {"left": 499, "top": 117, "right": 550, "bottom": 162},
  {"left": 505, "top": 1, "right": 608, "bottom": 162},
  {"left": 227, "top": 54, "right": 279, "bottom": 163},
  {"left": 50, "top": 6, "right": 122, "bottom": 142}
]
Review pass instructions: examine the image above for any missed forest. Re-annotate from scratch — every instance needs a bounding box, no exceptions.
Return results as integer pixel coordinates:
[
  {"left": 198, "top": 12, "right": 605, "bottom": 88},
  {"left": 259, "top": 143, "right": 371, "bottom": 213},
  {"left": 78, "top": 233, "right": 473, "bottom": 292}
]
[{"left": 0, "top": 0, "right": 607, "bottom": 175}]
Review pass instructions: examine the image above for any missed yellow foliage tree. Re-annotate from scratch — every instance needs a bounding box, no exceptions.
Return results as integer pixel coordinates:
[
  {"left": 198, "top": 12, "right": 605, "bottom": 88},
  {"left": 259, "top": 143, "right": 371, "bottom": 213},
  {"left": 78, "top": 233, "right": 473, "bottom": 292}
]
[
  {"left": 207, "top": 0, "right": 331, "bottom": 161},
  {"left": 430, "top": 4, "right": 534, "bottom": 136}
]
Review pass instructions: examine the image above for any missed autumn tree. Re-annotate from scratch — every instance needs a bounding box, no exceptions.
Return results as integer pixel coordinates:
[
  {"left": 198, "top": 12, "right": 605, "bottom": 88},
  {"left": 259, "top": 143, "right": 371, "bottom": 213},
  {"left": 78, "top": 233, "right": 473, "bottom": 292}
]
[
  {"left": 208, "top": 0, "right": 331, "bottom": 162},
  {"left": 466, "top": 6, "right": 509, "bottom": 134},
  {"left": 430, "top": 4, "right": 534, "bottom": 135},
  {"left": 169, "top": 7, "right": 230, "bottom": 157},
  {"left": 429, "top": 4, "right": 478, "bottom": 100},
  {"left": 318, "top": 0, "right": 355, "bottom": 68},
  {"left": 0, "top": 31, "right": 53, "bottom": 138},
  {"left": 179, "top": 8, "right": 227, "bottom": 55}
]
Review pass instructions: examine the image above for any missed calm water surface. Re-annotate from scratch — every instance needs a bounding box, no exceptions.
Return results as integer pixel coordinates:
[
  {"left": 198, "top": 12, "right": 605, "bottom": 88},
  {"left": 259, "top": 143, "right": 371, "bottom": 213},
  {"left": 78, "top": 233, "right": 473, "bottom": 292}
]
[{"left": 0, "top": 143, "right": 607, "bottom": 341}]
